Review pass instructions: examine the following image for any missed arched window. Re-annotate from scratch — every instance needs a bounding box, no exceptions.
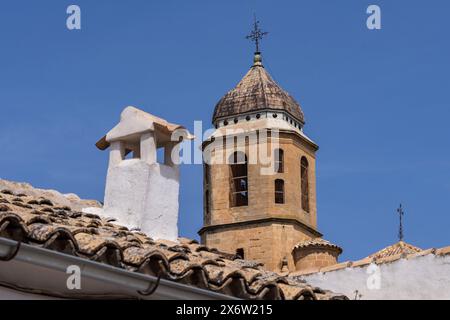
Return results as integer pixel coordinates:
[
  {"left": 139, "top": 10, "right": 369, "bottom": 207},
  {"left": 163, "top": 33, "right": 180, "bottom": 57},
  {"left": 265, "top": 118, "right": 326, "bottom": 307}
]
[
  {"left": 203, "top": 163, "right": 211, "bottom": 223},
  {"left": 236, "top": 248, "right": 245, "bottom": 259},
  {"left": 301, "top": 157, "right": 310, "bottom": 212},
  {"left": 275, "top": 179, "right": 285, "bottom": 204},
  {"left": 230, "top": 151, "right": 248, "bottom": 207},
  {"left": 275, "top": 149, "right": 284, "bottom": 173},
  {"left": 204, "top": 190, "right": 210, "bottom": 223}
]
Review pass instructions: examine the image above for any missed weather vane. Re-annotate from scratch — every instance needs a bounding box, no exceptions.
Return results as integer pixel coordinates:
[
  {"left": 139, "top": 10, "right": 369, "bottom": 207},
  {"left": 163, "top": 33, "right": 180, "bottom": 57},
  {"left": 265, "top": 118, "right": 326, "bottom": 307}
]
[
  {"left": 397, "top": 204, "right": 405, "bottom": 241},
  {"left": 246, "top": 15, "right": 268, "bottom": 53}
]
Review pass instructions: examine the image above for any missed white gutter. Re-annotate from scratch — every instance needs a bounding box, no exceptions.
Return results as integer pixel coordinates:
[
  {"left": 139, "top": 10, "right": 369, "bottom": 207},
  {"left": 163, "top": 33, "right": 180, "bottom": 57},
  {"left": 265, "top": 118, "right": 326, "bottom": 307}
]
[{"left": 0, "top": 237, "right": 237, "bottom": 300}]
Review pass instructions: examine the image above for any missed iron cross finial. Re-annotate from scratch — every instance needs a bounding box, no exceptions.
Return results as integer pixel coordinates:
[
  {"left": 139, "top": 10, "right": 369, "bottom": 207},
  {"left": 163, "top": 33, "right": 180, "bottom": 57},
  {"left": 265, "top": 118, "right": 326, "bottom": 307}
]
[
  {"left": 397, "top": 204, "right": 405, "bottom": 241},
  {"left": 246, "top": 15, "right": 268, "bottom": 53}
]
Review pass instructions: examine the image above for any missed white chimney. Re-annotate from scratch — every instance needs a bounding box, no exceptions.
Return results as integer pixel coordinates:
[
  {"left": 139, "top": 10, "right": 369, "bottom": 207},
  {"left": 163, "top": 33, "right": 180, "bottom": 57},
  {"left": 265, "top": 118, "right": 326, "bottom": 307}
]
[{"left": 94, "top": 106, "right": 193, "bottom": 241}]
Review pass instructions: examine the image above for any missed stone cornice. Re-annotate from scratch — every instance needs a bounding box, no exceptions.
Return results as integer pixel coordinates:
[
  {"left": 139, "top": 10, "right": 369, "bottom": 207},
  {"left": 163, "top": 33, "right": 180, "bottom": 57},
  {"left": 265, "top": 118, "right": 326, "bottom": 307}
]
[{"left": 198, "top": 217, "right": 323, "bottom": 238}]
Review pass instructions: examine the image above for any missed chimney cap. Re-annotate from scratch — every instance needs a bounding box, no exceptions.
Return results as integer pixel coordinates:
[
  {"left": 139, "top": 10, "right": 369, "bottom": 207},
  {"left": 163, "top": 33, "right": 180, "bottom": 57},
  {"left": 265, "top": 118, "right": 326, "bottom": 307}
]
[{"left": 96, "top": 106, "right": 194, "bottom": 150}]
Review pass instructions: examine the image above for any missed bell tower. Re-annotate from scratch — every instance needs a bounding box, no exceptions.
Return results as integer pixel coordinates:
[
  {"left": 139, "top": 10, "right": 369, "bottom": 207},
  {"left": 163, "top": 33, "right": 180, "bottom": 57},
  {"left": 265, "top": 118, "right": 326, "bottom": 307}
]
[{"left": 198, "top": 20, "right": 332, "bottom": 273}]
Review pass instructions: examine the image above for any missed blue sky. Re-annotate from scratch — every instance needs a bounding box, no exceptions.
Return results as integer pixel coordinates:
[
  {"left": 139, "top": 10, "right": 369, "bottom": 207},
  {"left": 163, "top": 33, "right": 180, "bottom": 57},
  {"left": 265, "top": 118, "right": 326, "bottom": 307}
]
[{"left": 0, "top": 1, "right": 449, "bottom": 261}]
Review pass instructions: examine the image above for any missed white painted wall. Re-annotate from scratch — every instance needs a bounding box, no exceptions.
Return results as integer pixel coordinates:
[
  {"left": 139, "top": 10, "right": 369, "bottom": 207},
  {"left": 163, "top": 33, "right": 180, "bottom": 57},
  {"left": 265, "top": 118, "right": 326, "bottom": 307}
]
[
  {"left": 300, "top": 254, "right": 450, "bottom": 300},
  {"left": 103, "top": 158, "right": 180, "bottom": 241}
]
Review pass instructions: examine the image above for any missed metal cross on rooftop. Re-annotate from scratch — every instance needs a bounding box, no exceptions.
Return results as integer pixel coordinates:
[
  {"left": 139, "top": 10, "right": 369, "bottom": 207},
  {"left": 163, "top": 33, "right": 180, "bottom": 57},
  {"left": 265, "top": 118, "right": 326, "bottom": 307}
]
[
  {"left": 246, "top": 15, "right": 268, "bottom": 53},
  {"left": 397, "top": 204, "right": 405, "bottom": 241}
]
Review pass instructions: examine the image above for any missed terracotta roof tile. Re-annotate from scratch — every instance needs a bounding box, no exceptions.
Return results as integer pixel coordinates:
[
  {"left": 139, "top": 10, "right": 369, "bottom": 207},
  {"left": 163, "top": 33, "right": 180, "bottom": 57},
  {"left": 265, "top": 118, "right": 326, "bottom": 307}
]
[
  {"left": 373, "top": 253, "right": 403, "bottom": 265},
  {"left": 367, "top": 241, "right": 422, "bottom": 260},
  {"left": 293, "top": 238, "right": 343, "bottom": 254},
  {"left": 350, "top": 257, "right": 373, "bottom": 268},
  {"left": 406, "top": 248, "right": 435, "bottom": 260},
  {"left": 436, "top": 246, "right": 450, "bottom": 256},
  {"left": 0, "top": 189, "right": 346, "bottom": 300}
]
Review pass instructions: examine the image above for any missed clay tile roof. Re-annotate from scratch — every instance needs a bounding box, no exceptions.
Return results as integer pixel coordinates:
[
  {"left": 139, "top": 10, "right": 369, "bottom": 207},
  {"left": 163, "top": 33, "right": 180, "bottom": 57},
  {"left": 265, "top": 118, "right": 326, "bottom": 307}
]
[
  {"left": 293, "top": 238, "right": 343, "bottom": 254},
  {"left": 367, "top": 241, "right": 422, "bottom": 260},
  {"left": 0, "top": 188, "right": 347, "bottom": 300},
  {"left": 212, "top": 59, "right": 305, "bottom": 124}
]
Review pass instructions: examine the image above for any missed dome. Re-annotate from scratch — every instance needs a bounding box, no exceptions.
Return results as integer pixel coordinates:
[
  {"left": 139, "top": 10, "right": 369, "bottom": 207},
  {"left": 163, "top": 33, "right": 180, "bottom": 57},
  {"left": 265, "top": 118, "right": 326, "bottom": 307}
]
[{"left": 212, "top": 53, "right": 305, "bottom": 125}]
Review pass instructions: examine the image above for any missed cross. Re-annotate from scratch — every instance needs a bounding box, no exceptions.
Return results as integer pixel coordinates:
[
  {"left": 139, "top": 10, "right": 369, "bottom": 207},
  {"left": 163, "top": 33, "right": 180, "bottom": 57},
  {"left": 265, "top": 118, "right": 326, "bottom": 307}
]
[
  {"left": 246, "top": 15, "right": 268, "bottom": 53},
  {"left": 397, "top": 204, "right": 405, "bottom": 241}
]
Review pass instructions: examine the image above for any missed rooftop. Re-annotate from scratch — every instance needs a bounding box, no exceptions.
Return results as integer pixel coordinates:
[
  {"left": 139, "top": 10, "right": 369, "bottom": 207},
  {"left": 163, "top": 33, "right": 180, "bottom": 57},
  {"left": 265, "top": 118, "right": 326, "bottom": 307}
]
[
  {"left": 294, "top": 238, "right": 343, "bottom": 255},
  {"left": 367, "top": 241, "right": 422, "bottom": 260},
  {"left": 0, "top": 181, "right": 346, "bottom": 300},
  {"left": 292, "top": 240, "right": 450, "bottom": 277}
]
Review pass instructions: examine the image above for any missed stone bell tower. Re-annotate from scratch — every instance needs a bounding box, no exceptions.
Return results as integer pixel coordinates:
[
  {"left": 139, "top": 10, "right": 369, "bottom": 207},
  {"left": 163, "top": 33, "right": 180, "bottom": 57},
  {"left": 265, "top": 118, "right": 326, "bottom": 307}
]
[{"left": 198, "top": 20, "right": 337, "bottom": 273}]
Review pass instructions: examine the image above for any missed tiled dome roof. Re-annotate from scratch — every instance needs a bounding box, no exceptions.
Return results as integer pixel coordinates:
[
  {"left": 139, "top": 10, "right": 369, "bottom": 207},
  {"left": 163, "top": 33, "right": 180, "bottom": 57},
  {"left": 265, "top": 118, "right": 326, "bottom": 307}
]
[
  {"left": 212, "top": 53, "right": 305, "bottom": 124},
  {"left": 294, "top": 238, "right": 343, "bottom": 254}
]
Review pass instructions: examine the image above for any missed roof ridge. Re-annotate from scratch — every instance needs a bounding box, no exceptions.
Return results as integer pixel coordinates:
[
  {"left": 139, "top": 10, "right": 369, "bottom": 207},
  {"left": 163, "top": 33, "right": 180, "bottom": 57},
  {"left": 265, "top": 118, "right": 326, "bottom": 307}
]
[
  {"left": 255, "top": 65, "right": 269, "bottom": 110},
  {"left": 367, "top": 241, "right": 422, "bottom": 260},
  {"left": 292, "top": 244, "right": 450, "bottom": 277}
]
